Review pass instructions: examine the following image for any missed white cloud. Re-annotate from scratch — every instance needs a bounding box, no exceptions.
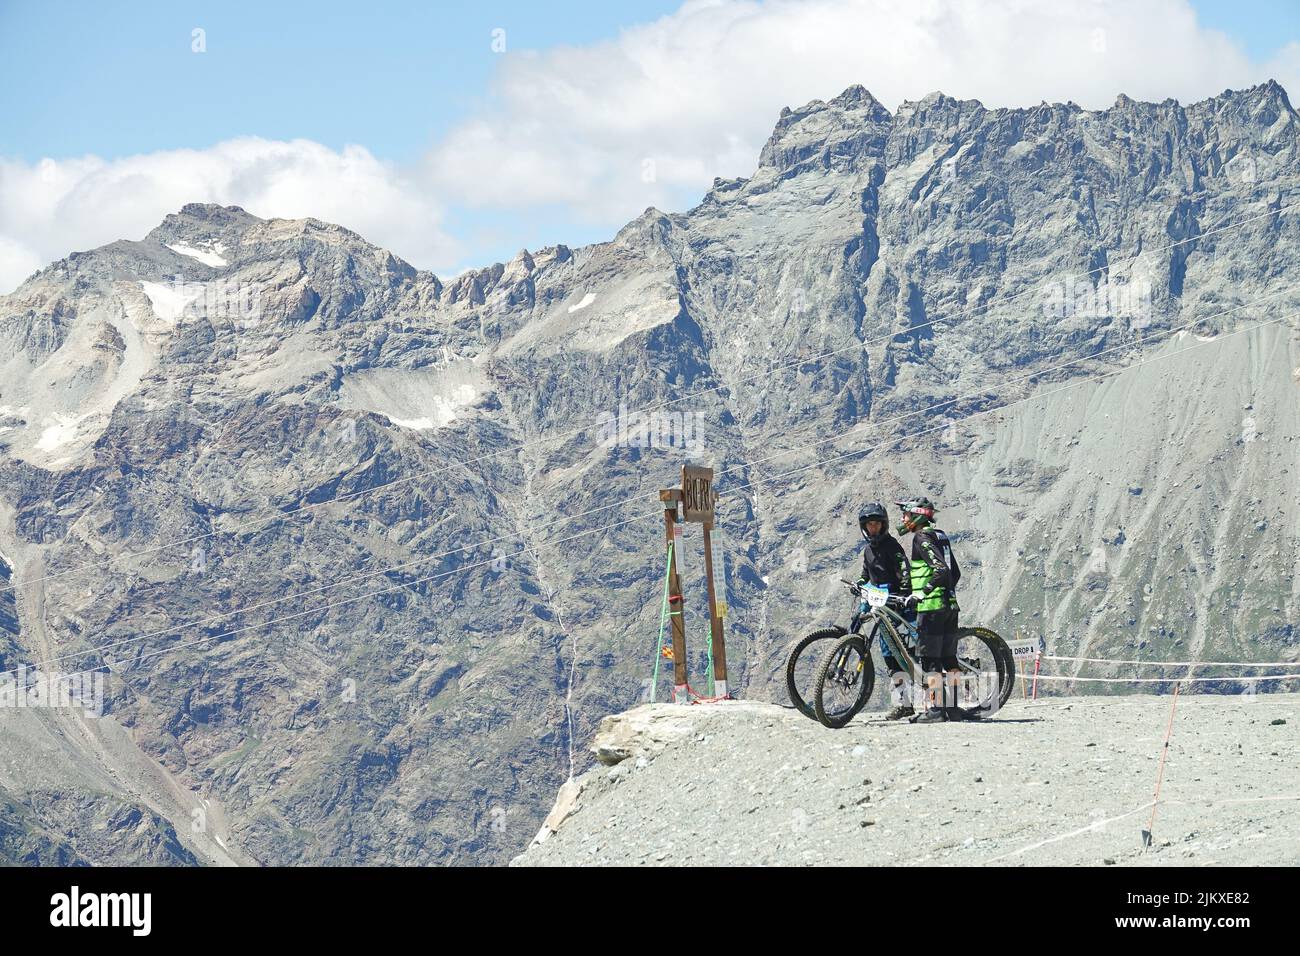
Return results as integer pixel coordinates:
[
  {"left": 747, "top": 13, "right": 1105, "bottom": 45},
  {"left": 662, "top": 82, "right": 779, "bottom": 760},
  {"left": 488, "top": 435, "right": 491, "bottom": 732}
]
[
  {"left": 0, "top": 234, "right": 43, "bottom": 295},
  {"left": 426, "top": 0, "right": 1290, "bottom": 223},
  {"left": 3, "top": 0, "right": 1298, "bottom": 294},
  {"left": 0, "top": 139, "right": 457, "bottom": 293}
]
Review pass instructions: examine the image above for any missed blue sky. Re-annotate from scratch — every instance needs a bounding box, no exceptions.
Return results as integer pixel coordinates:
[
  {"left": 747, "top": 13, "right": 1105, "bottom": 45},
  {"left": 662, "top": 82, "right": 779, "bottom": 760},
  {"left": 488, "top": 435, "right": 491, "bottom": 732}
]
[
  {"left": 1191, "top": 0, "right": 1300, "bottom": 59},
  {"left": 2, "top": 0, "right": 1298, "bottom": 290},
  {"left": 3, "top": 0, "right": 1295, "bottom": 163},
  {"left": 0, "top": 1, "right": 681, "bottom": 162}
]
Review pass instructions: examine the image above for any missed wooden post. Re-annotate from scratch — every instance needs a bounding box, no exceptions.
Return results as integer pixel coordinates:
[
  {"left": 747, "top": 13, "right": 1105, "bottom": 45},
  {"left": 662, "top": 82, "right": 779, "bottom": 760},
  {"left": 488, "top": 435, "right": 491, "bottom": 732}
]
[
  {"left": 701, "top": 521, "right": 728, "bottom": 698},
  {"left": 657, "top": 465, "right": 728, "bottom": 704},
  {"left": 660, "top": 489, "right": 689, "bottom": 703},
  {"left": 1017, "top": 630, "right": 1027, "bottom": 700}
]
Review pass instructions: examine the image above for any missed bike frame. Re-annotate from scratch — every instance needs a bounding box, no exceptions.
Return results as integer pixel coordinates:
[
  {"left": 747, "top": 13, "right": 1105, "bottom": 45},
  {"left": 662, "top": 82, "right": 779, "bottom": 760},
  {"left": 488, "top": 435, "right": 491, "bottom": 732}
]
[
  {"left": 847, "top": 586, "right": 920, "bottom": 682},
  {"left": 829, "top": 580, "right": 1010, "bottom": 715}
]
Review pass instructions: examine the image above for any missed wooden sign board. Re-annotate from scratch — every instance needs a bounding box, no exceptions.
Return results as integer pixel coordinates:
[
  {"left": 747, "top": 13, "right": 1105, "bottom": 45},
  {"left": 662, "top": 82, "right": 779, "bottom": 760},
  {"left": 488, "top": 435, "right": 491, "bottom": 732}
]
[{"left": 681, "top": 464, "right": 716, "bottom": 524}]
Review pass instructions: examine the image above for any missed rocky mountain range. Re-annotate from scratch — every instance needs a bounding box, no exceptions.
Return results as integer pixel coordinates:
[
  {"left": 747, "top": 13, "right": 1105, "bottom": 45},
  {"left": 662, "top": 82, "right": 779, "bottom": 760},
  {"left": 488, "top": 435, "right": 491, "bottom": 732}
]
[{"left": 0, "top": 81, "right": 1297, "bottom": 865}]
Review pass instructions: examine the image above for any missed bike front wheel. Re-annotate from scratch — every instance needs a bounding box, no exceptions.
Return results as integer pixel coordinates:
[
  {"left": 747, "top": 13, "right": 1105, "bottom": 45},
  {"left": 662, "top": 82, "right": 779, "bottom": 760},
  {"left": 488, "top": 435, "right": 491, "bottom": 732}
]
[
  {"left": 813, "top": 634, "right": 875, "bottom": 729},
  {"left": 785, "top": 625, "right": 847, "bottom": 719}
]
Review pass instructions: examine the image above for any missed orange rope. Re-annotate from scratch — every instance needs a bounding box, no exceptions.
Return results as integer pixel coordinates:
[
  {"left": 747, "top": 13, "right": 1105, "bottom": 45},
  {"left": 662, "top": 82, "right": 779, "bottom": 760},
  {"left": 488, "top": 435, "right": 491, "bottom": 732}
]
[{"left": 1144, "top": 680, "right": 1181, "bottom": 845}]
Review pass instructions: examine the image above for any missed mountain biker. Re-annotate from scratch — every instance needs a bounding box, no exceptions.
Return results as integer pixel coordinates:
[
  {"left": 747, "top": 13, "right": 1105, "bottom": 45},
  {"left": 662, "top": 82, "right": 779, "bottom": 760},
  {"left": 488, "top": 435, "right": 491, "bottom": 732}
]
[
  {"left": 855, "top": 502, "right": 917, "bottom": 720},
  {"left": 895, "top": 497, "right": 973, "bottom": 723}
]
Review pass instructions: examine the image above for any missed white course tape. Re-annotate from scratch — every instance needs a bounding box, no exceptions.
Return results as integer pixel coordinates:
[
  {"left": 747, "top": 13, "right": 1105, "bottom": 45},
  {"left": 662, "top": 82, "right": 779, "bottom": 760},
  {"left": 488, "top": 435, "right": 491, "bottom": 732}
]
[
  {"left": 1024, "top": 672, "right": 1300, "bottom": 684},
  {"left": 1042, "top": 655, "right": 1300, "bottom": 668},
  {"left": 982, "top": 795, "right": 1300, "bottom": 865},
  {"left": 981, "top": 801, "right": 1155, "bottom": 864}
]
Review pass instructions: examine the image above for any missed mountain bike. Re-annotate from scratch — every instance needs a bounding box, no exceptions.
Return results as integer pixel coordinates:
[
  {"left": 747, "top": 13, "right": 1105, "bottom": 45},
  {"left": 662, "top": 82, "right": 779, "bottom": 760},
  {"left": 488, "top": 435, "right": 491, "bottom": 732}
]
[
  {"left": 785, "top": 580, "right": 903, "bottom": 719},
  {"left": 785, "top": 589, "right": 895, "bottom": 719},
  {"left": 812, "top": 580, "right": 1015, "bottom": 729}
]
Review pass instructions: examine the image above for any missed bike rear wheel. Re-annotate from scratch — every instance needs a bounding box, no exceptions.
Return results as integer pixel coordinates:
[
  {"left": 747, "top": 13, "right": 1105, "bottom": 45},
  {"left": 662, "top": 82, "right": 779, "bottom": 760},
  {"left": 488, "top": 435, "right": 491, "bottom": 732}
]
[
  {"left": 785, "top": 626, "right": 847, "bottom": 719},
  {"left": 954, "top": 627, "right": 1015, "bottom": 712},
  {"left": 814, "top": 634, "right": 875, "bottom": 729}
]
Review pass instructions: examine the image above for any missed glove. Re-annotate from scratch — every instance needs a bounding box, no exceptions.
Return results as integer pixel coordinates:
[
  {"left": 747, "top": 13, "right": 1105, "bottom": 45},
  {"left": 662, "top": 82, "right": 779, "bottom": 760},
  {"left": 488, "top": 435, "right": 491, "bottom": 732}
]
[{"left": 903, "top": 593, "right": 921, "bottom": 606}]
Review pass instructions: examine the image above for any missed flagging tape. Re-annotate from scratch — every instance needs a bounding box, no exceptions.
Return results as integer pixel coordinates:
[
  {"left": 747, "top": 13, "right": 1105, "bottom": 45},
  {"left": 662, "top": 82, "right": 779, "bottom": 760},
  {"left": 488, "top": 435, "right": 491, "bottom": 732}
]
[
  {"left": 1022, "top": 672, "right": 1300, "bottom": 684},
  {"left": 1041, "top": 654, "right": 1300, "bottom": 668}
]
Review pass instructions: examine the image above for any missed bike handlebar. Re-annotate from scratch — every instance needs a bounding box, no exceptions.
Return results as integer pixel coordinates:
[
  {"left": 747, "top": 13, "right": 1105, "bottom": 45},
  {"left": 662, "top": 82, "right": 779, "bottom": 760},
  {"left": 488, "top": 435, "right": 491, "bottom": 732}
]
[{"left": 842, "top": 579, "right": 912, "bottom": 608}]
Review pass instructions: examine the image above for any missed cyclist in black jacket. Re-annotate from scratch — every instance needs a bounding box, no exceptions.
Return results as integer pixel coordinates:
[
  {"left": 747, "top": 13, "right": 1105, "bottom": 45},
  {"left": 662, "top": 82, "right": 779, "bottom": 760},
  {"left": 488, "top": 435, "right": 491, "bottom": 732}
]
[{"left": 855, "top": 502, "right": 917, "bottom": 720}]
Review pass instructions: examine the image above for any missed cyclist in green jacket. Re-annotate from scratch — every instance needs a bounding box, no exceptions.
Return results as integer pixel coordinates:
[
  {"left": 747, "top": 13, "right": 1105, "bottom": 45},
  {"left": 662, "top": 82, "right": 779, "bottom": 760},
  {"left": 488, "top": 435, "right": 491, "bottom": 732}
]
[{"left": 896, "top": 497, "right": 973, "bottom": 723}]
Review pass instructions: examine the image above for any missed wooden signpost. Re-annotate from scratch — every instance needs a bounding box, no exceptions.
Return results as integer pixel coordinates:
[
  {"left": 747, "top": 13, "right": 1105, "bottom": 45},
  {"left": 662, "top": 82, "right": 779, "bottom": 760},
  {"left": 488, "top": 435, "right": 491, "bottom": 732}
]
[{"left": 659, "top": 464, "right": 729, "bottom": 703}]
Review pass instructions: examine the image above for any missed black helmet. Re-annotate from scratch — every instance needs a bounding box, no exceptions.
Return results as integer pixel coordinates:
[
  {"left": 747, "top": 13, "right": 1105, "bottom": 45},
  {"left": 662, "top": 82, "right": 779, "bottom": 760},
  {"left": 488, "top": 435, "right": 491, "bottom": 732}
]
[
  {"left": 859, "top": 501, "right": 888, "bottom": 538},
  {"left": 896, "top": 497, "right": 937, "bottom": 530}
]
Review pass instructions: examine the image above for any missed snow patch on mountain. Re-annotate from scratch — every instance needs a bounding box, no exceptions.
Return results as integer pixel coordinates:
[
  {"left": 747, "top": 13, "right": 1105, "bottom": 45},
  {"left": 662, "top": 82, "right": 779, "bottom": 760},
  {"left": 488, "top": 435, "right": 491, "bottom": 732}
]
[
  {"left": 387, "top": 416, "right": 437, "bottom": 430},
  {"left": 35, "top": 414, "right": 86, "bottom": 451},
  {"left": 166, "top": 243, "right": 228, "bottom": 268},
  {"left": 139, "top": 280, "right": 204, "bottom": 322},
  {"left": 340, "top": 366, "right": 486, "bottom": 432},
  {"left": 567, "top": 292, "right": 597, "bottom": 313}
]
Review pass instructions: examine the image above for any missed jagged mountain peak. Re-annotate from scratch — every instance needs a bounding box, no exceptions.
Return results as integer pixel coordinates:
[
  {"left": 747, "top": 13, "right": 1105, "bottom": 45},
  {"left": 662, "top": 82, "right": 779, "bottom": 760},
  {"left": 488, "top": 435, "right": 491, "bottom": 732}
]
[
  {"left": 901, "top": 89, "right": 976, "bottom": 110},
  {"left": 1082, "top": 82, "right": 1298, "bottom": 127},
  {"left": 2, "top": 202, "right": 427, "bottom": 314},
  {"left": 1228, "top": 78, "right": 1293, "bottom": 110},
  {"left": 613, "top": 206, "right": 679, "bottom": 248},
  {"left": 759, "top": 87, "right": 892, "bottom": 173},
  {"left": 768, "top": 82, "right": 1299, "bottom": 145},
  {"left": 155, "top": 202, "right": 262, "bottom": 231},
  {"left": 828, "top": 83, "right": 888, "bottom": 112}
]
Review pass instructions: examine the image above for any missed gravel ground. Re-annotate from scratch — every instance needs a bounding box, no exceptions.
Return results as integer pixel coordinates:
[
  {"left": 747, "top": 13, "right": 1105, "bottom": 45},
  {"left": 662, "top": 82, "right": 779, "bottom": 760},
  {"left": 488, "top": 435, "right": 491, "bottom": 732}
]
[{"left": 514, "top": 694, "right": 1299, "bottom": 866}]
